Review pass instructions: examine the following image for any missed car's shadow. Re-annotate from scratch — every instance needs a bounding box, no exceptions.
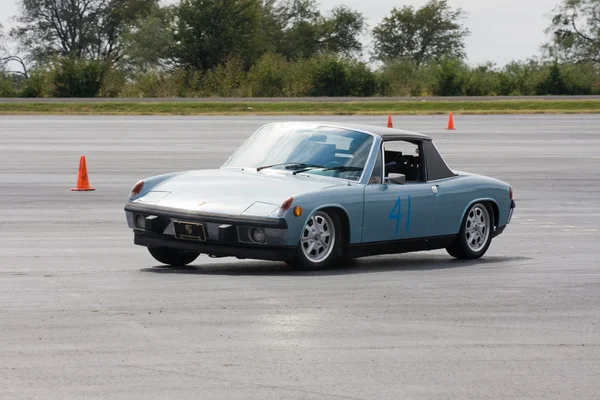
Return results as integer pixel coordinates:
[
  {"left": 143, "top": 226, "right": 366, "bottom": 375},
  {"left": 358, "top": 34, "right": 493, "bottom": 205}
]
[{"left": 139, "top": 253, "right": 532, "bottom": 277}]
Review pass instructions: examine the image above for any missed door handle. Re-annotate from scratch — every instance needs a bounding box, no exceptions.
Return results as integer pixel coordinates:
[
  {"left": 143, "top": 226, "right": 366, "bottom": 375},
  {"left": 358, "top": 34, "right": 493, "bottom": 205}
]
[{"left": 431, "top": 185, "right": 439, "bottom": 194}]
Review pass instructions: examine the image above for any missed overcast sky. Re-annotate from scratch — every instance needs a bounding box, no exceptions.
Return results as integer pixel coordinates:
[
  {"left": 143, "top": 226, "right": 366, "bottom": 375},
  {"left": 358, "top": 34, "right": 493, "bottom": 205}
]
[{"left": 1, "top": 0, "right": 559, "bottom": 66}]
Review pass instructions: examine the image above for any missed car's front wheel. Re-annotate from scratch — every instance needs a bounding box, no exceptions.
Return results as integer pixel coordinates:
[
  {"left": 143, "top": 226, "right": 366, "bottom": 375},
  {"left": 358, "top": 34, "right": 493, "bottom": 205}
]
[
  {"left": 148, "top": 247, "right": 200, "bottom": 267},
  {"left": 446, "top": 202, "right": 494, "bottom": 259},
  {"left": 289, "top": 209, "right": 342, "bottom": 271}
]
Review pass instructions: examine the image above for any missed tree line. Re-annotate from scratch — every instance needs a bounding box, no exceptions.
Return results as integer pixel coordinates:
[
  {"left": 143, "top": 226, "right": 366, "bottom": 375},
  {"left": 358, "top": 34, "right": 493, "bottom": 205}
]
[{"left": 0, "top": 0, "right": 599, "bottom": 97}]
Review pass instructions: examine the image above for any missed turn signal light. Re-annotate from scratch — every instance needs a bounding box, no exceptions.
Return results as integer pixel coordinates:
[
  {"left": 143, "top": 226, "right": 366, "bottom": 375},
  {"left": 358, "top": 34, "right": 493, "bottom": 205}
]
[
  {"left": 280, "top": 196, "right": 293, "bottom": 211},
  {"left": 129, "top": 180, "right": 144, "bottom": 199},
  {"left": 277, "top": 196, "right": 293, "bottom": 217},
  {"left": 293, "top": 206, "right": 302, "bottom": 217}
]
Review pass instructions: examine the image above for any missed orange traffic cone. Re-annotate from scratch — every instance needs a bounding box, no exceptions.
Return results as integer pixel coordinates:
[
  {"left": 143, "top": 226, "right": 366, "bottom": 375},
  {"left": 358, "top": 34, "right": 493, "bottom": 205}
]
[
  {"left": 71, "top": 156, "right": 95, "bottom": 191},
  {"left": 446, "top": 112, "right": 455, "bottom": 130},
  {"left": 387, "top": 115, "right": 393, "bottom": 128}
]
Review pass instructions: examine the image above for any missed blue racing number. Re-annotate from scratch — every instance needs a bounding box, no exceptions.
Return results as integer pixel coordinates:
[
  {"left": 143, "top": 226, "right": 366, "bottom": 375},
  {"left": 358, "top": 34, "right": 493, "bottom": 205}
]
[{"left": 388, "top": 195, "right": 411, "bottom": 236}]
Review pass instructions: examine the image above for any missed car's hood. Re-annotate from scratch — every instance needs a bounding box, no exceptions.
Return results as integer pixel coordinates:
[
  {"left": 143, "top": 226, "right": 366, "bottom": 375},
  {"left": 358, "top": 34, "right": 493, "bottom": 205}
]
[{"left": 133, "top": 168, "right": 347, "bottom": 217}]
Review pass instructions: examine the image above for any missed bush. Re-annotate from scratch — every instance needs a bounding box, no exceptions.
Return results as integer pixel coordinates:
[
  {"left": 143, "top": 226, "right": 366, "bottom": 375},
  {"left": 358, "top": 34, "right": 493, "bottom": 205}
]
[
  {"left": 0, "top": 73, "right": 17, "bottom": 97},
  {"left": 536, "top": 61, "right": 567, "bottom": 95},
  {"left": 246, "top": 53, "right": 289, "bottom": 97},
  {"left": 561, "top": 62, "right": 600, "bottom": 95},
  {"left": 464, "top": 63, "right": 500, "bottom": 96},
  {"left": 430, "top": 58, "right": 469, "bottom": 96},
  {"left": 28, "top": 53, "right": 600, "bottom": 99},
  {"left": 198, "top": 56, "right": 248, "bottom": 97},
  {"left": 99, "top": 67, "right": 127, "bottom": 97},
  {"left": 309, "top": 56, "right": 351, "bottom": 97},
  {"left": 20, "top": 68, "right": 51, "bottom": 97},
  {"left": 52, "top": 56, "right": 104, "bottom": 97},
  {"left": 346, "top": 61, "right": 379, "bottom": 96},
  {"left": 377, "top": 60, "right": 430, "bottom": 96},
  {"left": 245, "top": 52, "right": 316, "bottom": 97},
  {"left": 118, "top": 69, "right": 186, "bottom": 97},
  {"left": 497, "top": 60, "right": 547, "bottom": 95}
]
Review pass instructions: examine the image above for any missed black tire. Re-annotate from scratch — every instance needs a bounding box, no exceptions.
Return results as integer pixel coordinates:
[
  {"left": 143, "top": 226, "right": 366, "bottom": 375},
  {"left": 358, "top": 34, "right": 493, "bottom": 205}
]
[
  {"left": 147, "top": 247, "right": 200, "bottom": 267},
  {"left": 289, "top": 209, "right": 343, "bottom": 271},
  {"left": 447, "top": 202, "right": 494, "bottom": 260}
]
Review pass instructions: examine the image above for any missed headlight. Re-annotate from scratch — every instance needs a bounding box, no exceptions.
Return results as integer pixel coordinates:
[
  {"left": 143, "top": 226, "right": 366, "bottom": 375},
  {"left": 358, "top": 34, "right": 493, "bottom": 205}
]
[
  {"left": 135, "top": 214, "right": 145, "bottom": 229},
  {"left": 249, "top": 227, "right": 265, "bottom": 243}
]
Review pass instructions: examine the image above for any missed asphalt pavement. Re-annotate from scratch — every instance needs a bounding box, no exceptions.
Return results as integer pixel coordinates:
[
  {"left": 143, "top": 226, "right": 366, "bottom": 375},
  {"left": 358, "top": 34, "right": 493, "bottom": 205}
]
[{"left": 0, "top": 115, "right": 599, "bottom": 399}]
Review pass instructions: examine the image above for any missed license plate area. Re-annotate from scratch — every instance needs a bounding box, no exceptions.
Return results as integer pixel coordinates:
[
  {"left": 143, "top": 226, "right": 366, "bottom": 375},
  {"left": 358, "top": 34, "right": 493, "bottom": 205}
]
[{"left": 173, "top": 220, "right": 207, "bottom": 241}]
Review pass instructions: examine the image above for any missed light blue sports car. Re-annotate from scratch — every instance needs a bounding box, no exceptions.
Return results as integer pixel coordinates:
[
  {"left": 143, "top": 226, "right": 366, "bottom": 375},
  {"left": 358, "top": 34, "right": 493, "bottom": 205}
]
[{"left": 124, "top": 121, "right": 515, "bottom": 270}]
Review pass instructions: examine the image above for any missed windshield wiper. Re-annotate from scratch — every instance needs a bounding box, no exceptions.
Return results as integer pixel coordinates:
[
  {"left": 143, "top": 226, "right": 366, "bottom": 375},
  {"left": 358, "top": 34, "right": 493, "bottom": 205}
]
[
  {"left": 257, "top": 163, "right": 363, "bottom": 175},
  {"left": 256, "top": 162, "right": 324, "bottom": 171},
  {"left": 293, "top": 165, "right": 364, "bottom": 175},
  {"left": 321, "top": 166, "right": 364, "bottom": 172},
  {"left": 292, "top": 165, "right": 324, "bottom": 175}
]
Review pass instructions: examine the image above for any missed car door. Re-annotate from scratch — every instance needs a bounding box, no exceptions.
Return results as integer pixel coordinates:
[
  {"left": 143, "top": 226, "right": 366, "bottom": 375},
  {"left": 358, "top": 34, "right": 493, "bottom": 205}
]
[{"left": 361, "top": 140, "right": 438, "bottom": 243}]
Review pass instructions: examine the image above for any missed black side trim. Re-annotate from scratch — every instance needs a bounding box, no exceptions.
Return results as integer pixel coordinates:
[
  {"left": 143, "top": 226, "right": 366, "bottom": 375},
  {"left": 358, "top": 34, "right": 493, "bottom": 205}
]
[
  {"left": 125, "top": 203, "right": 287, "bottom": 229},
  {"left": 493, "top": 225, "right": 506, "bottom": 238},
  {"left": 134, "top": 230, "right": 296, "bottom": 262},
  {"left": 492, "top": 199, "right": 515, "bottom": 238},
  {"left": 219, "top": 224, "right": 238, "bottom": 242},
  {"left": 346, "top": 235, "right": 455, "bottom": 259},
  {"left": 145, "top": 215, "right": 170, "bottom": 233}
]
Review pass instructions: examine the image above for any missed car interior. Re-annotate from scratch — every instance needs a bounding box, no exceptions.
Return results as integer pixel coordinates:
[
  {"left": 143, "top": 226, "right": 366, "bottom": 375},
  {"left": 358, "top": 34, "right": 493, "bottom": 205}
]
[
  {"left": 383, "top": 141, "right": 422, "bottom": 182},
  {"left": 300, "top": 134, "right": 370, "bottom": 166}
]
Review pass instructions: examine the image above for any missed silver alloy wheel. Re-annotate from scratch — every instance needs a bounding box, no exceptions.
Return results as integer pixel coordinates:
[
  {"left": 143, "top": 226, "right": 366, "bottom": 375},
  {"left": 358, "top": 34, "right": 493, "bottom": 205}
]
[
  {"left": 465, "top": 204, "right": 490, "bottom": 252},
  {"left": 301, "top": 211, "right": 335, "bottom": 263}
]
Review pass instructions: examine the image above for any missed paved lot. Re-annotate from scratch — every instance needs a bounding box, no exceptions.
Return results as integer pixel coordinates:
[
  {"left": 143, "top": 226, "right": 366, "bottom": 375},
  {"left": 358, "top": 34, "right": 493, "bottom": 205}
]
[{"left": 0, "top": 115, "right": 599, "bottom": 399}]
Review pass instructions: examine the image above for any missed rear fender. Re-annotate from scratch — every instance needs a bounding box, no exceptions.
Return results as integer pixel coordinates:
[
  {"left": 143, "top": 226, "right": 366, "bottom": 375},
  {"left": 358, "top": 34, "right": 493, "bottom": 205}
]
[{"left": 458, "top": 198, "right": 500, "bottom": 230}]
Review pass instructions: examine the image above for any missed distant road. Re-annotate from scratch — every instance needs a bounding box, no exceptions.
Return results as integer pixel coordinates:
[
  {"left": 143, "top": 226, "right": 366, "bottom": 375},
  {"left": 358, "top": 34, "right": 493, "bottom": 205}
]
[{"left": 1, "top": 95, "right": 600, "bottom": 103}]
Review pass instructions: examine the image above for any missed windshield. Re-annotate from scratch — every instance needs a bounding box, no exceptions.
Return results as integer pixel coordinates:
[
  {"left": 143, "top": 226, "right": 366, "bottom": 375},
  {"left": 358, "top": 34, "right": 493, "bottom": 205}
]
[{"left": 222, "top": 123, "right": 375, "bottom": 181}]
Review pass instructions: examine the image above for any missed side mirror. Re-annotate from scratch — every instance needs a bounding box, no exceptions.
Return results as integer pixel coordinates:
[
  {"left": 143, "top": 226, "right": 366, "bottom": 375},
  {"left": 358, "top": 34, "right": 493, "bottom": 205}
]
[{"left": 386, "top": 173, "right": 405, "bottom": 184}]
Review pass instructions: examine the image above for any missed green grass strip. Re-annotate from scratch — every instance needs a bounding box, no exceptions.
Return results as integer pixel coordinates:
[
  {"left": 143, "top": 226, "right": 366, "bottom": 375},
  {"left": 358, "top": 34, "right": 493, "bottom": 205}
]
[{"left": 1, "top": 100, "right": 600, "bottom": 115}]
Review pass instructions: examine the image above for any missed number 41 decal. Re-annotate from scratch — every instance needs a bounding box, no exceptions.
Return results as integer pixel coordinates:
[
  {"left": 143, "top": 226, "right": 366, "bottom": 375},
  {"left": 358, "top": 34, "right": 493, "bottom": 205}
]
[{"left": 388, "top": 195, "right": 411, "bottom": 236}]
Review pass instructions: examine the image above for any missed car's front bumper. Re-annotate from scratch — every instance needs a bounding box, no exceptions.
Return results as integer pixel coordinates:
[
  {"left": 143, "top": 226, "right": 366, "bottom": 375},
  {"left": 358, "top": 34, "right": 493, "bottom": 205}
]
[
  {"left": 133, "top": 230, "right": 296, "bottom": 262},
  {"left": 124, "top": 203, "right": 295, "bottom": 262}
]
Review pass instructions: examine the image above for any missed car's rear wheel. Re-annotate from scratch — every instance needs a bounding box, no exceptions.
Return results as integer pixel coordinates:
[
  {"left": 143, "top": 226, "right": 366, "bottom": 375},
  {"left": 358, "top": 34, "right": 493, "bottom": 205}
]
[
  {"left": 148, "top": 247, "right": 200, "bottom": 267},
  {"left": 446, "top": 202, "right": 494, "bottom": 259},
  {"left": 289, "top": 209, "right": 342, "bottom": 271}
]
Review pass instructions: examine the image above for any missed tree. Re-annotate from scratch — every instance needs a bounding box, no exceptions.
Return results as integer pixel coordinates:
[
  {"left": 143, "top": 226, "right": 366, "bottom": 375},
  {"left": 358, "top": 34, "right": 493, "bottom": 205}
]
[
  {"left": 536, "top": 60, "right": 568, "bottom": 94},
  {"left": 371, "top": 0, "right": 470, "bottom": 66},
  {"left": 172, "top": 0, "right": 264, "bottom": 72},
  {"left": 120, "top": 5, "right": 175, "bottom": 74},
  {"left": 9, "top": 0, "right": 159, "bottom": 64},
  {"left": 260, "top": 0, "right": 366, "bottom": 60},
  {"left": 1, "top": 23, "right": 29, "bottom": 78},
  {"left": 317, "top": 6, "right": 365, "bottom": 57},
  {"left": 545, "top": 0, "right": 600, "bottom": 63}
]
